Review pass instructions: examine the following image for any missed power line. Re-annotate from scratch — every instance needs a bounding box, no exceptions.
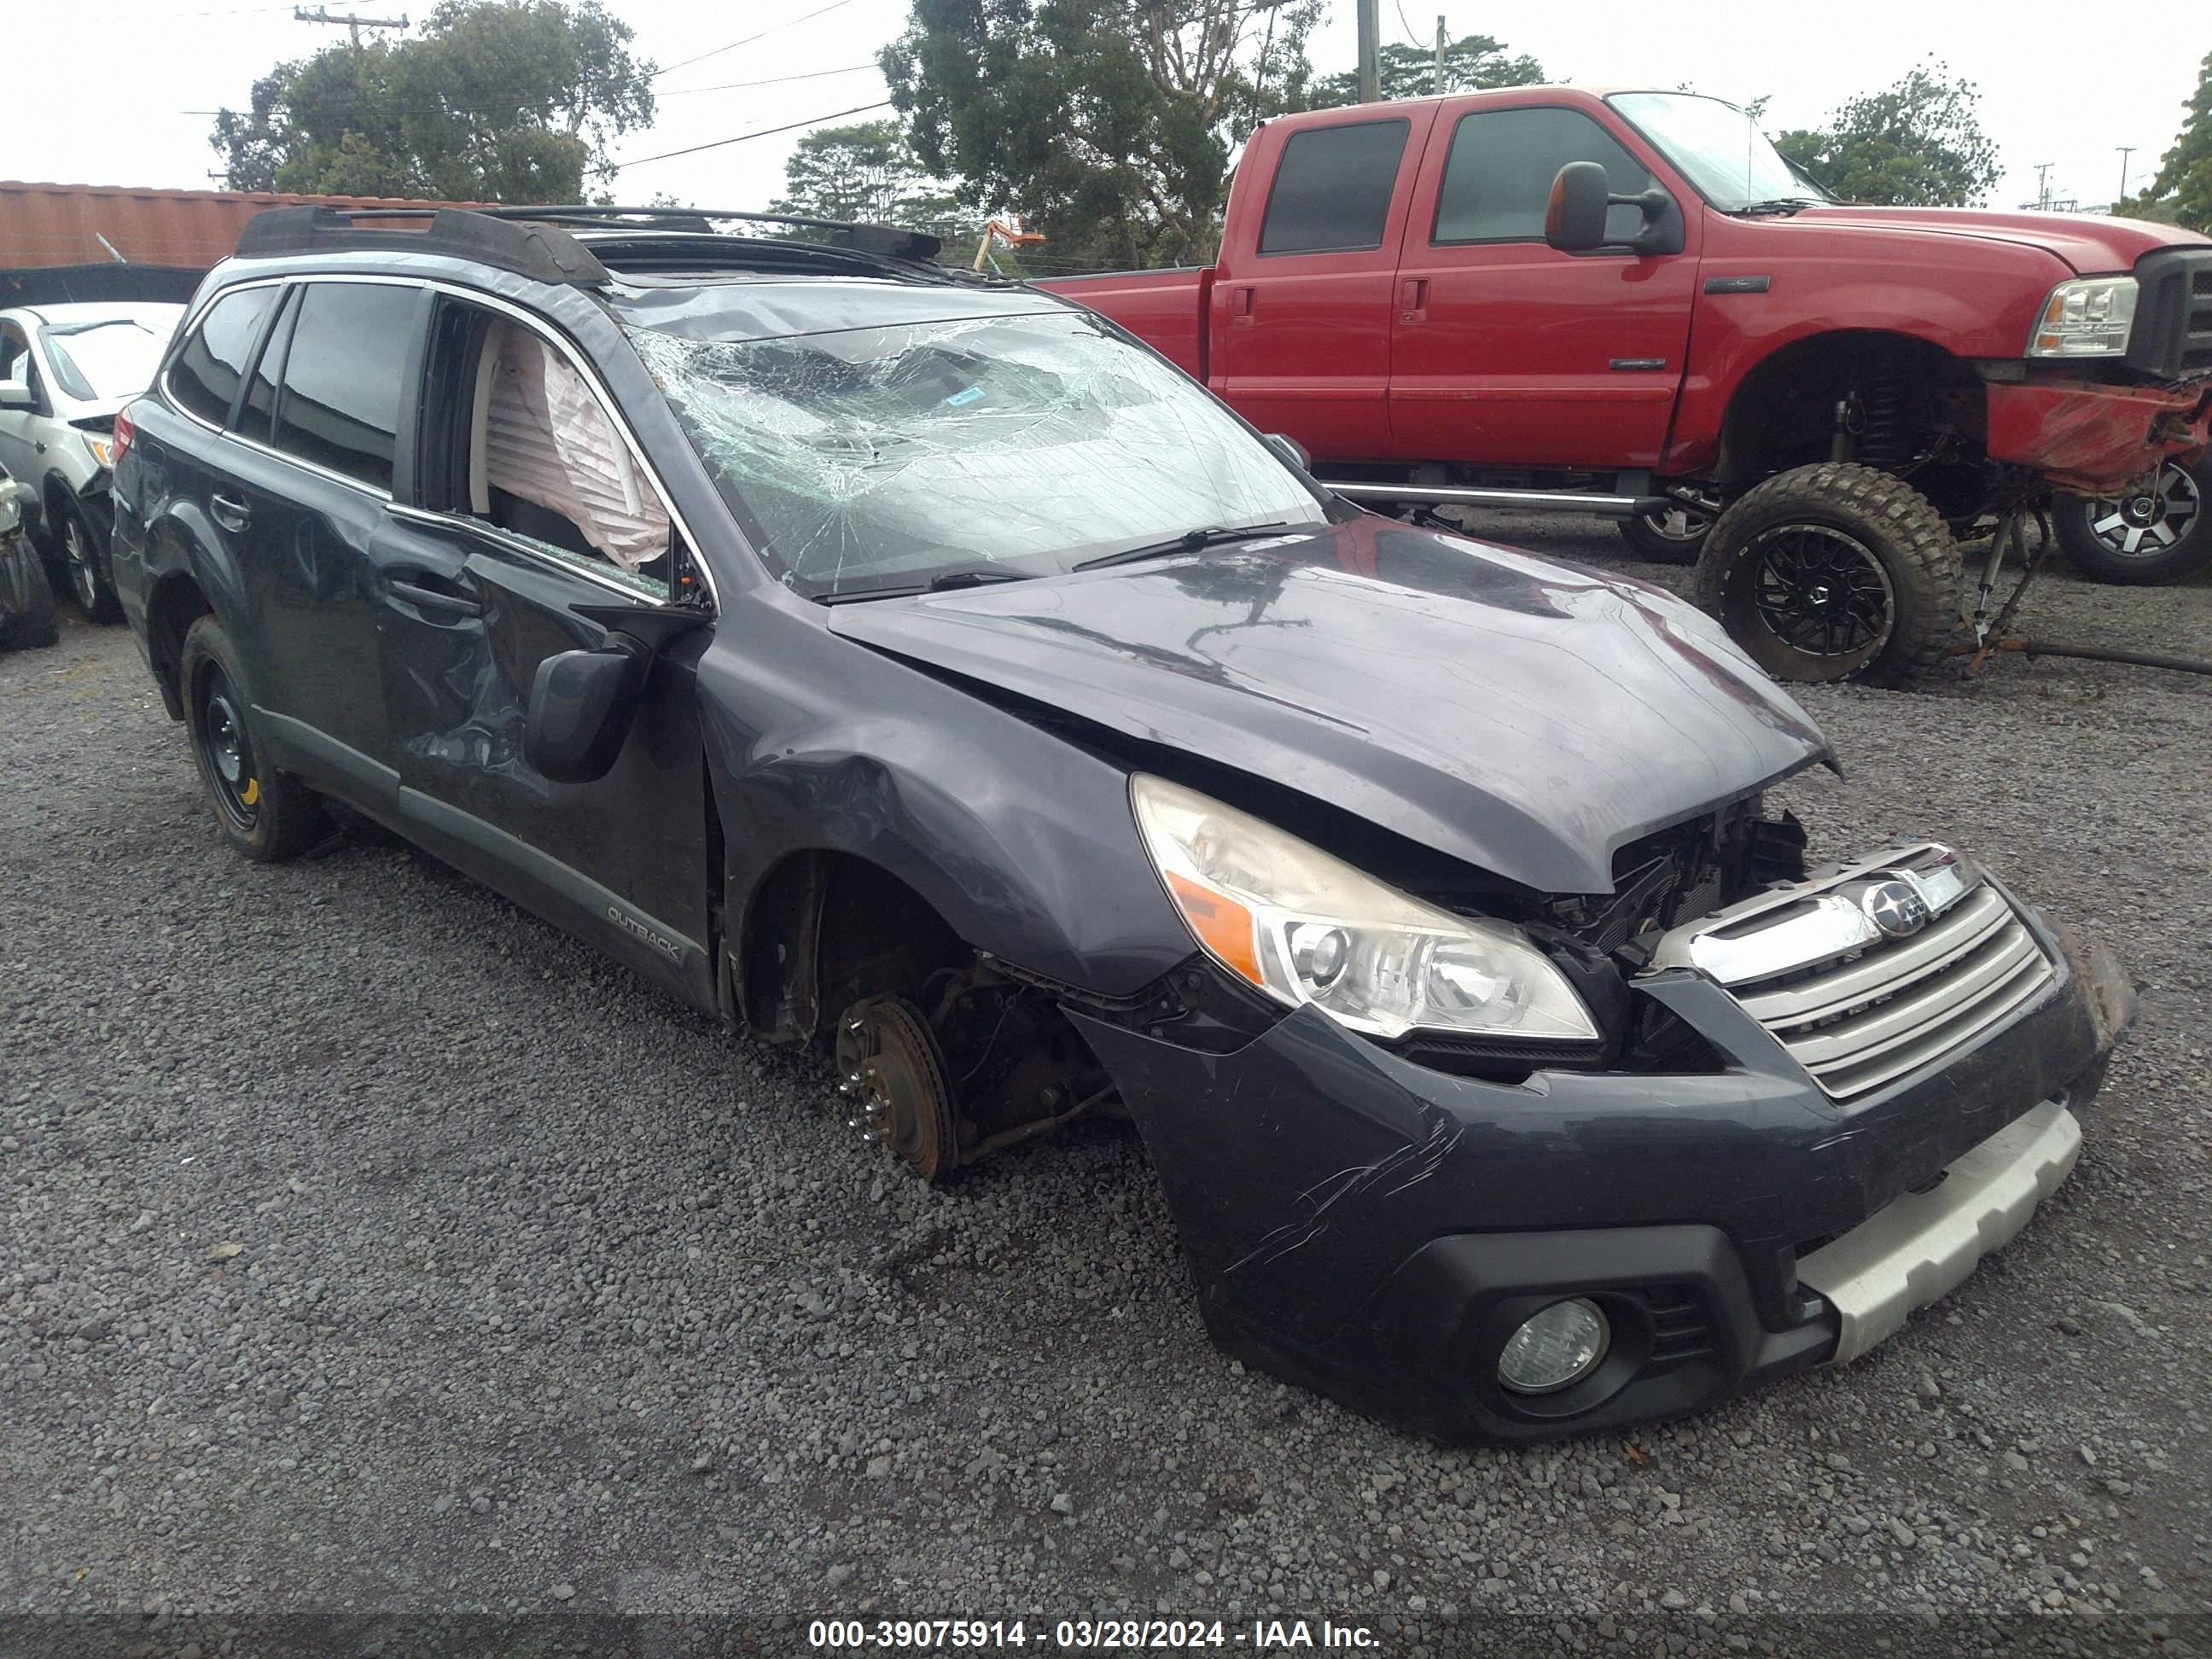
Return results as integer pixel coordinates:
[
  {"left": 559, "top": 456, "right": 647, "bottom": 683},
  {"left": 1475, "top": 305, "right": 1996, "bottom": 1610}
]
[
  {"left": 651, "top": 0, "right": 857, "bottom": 79},
  {"left": 661, "top": 64, "right": 878, "bottom": 96},
  {"left": 619, "top": 101, "right": 894, "bottom": 169}
]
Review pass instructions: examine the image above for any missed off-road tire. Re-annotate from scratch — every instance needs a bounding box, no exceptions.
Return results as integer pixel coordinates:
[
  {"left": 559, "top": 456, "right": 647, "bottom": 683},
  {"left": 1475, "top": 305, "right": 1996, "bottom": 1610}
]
[
  {"left": 180, "top": 615, "right": 328, "bottom": 861},
  {"left": 2052, "top": 453, "right": 2212, "bottom": 586},
  {"left": 3, "top": 544, "right": 60, "bottom": 649},
  {"left": 1696, "top": 463, "right": 1961, "bottom": 688}
]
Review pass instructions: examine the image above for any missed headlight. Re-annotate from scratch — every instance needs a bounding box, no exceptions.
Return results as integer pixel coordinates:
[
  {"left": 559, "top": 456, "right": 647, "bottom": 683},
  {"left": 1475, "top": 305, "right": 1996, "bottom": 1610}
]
[
  {"left": 1130, "top": 773, "right": 1599, "bottom": 1043},
  {"left": 81, "top": 435, "right": 115, "bottom": 469},
  {"left": 2028, "top": 276, "right": 2137, "bottom": 358}
]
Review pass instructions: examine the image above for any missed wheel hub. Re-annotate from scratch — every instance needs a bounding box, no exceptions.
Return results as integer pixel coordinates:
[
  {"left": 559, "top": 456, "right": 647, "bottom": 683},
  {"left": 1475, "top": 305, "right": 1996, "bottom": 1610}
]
[{"left": 834, "top": 996, "right": 958, "bottom": 1183}]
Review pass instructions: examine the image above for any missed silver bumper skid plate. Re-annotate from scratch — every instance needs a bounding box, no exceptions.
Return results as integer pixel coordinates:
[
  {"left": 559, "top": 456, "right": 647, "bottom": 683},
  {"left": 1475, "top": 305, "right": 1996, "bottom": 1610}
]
[{"left": 1796, "top": 1098, "right": 2082, "bottom": 1366}]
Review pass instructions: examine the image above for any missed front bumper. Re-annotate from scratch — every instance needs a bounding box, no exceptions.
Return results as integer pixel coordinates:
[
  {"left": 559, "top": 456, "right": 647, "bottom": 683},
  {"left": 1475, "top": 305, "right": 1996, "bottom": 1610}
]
[
  {"left": 1983, "top": 375, "right": 2212, "bottom": 493},
  {"left": 1068, "top": 907, "right": 2131, "bottom": 1443}
]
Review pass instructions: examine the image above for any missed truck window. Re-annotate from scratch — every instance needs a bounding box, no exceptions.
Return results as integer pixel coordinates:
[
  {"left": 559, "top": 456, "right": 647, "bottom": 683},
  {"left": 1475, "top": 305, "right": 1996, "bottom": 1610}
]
[
  {"left": 1259, "top": 119, "right": 1411, "bottom": 255},
  {"left": 1433, "top": 107, "right": 1650, "bottom": 246}
]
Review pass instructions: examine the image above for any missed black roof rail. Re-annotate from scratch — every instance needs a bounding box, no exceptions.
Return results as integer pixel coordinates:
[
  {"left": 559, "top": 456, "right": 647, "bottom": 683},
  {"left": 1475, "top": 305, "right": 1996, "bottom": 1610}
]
[
  {"left": 479, "top": 205, "right": 946, "bottom": 265},
  {"left": 232, "top": 206, "right": 609, "bottom": 288}
]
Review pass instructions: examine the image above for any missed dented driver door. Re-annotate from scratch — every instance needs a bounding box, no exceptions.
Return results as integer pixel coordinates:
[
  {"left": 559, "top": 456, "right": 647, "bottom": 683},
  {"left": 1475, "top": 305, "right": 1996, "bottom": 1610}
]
[{"left": 372, "top": 296, "right": 715, "bottom": 1005}]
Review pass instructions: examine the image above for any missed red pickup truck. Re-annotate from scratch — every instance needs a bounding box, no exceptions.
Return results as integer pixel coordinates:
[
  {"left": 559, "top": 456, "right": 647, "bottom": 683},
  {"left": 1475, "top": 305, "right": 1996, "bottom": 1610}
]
[{"left": 1046, "top": 88, "right": 2212, "bottom": 685}]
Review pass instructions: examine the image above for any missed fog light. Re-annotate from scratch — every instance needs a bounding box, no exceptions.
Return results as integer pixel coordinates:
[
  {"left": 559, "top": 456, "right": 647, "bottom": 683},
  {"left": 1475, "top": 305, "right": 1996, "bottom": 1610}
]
[{"left": 1498, "top": 1298, "right": 1610, "bottom": 1394}]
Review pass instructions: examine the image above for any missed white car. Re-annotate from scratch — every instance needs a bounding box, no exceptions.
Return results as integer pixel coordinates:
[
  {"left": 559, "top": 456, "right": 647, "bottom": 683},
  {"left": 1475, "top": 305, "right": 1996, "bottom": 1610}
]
[{"left": 0, "top": 302, "right": 183, "bottom": 620}]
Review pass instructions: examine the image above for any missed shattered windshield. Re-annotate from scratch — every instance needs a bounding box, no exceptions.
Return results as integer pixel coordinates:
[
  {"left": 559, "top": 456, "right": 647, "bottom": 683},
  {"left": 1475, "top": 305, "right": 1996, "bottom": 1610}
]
[{"left": 626, "top": 309, "right": 1325, "bottom": 599}]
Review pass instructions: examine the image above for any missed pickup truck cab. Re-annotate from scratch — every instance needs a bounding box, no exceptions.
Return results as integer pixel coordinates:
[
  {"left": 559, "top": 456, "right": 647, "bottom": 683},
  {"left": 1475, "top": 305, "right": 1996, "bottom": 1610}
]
[{"left": 1049, "top": 88, "right": 2212, "bottom": 684}]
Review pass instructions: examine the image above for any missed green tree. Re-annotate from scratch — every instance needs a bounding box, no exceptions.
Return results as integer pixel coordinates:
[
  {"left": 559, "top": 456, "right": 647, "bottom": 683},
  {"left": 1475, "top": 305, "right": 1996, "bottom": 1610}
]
[
  {"left": 212, "top": 0, "right": 655, "bottom": 202},
  {"left": 882, "top": 0, "right": 1322, "bottom": 271},
  {"left": 1309, "top": 32, "right": 1542, "bottom": 107},
  {"left": 1772, "top": 60, "right": 2000, "bottom": 207},
  {"left": 2115, "top": 48, "right": 2212, "bottom": 230},
  {"left": 769, "top": 119, "right": 964, "bottom": 228}
]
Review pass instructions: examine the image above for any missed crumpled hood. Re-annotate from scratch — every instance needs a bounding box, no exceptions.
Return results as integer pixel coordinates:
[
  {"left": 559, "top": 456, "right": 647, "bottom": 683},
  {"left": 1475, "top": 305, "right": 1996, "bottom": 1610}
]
[
  {"left": 830, "top": 518, "right": 1832, "bottom": 894},
  {"left": 1790, "top": 206, "right": 2210, "bottom": 274}
]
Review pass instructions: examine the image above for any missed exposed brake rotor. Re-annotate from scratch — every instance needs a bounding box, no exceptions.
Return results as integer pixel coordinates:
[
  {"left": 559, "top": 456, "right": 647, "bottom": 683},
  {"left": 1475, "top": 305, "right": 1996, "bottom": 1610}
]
[{"left": 835, "top": 995, "right": 958, "bottom": 1183}]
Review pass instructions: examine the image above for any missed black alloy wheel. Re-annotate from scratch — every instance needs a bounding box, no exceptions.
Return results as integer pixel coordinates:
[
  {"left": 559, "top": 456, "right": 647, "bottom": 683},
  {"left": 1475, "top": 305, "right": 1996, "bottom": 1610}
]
[{"left": 1748, "top": 524, "right": 1895, "bottom": 662}]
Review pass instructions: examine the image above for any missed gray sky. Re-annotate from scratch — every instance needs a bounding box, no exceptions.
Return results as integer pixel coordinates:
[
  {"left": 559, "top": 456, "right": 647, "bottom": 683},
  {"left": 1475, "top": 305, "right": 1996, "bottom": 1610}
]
[{"left": 23, "top": 0, "right": 2203, "bottom": 225}]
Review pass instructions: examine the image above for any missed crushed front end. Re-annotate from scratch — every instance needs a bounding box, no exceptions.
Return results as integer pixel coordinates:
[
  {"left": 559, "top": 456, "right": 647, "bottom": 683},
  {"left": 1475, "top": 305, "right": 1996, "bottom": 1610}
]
[{"left": 1069, "top": 801, "right": 2133, "bottom": 1444}]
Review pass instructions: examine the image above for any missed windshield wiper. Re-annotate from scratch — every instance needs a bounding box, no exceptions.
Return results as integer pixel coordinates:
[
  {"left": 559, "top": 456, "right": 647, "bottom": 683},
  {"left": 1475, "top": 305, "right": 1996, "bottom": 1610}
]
[
  {"left": 1732, "top": 197, "right": 1820, "bottom": 217},
  {"left": 1072, "top": 521, "right": 1289, "bottom": 572},
  {"left": 812, "top": 568, "right": 1034, "bottom": 605}
]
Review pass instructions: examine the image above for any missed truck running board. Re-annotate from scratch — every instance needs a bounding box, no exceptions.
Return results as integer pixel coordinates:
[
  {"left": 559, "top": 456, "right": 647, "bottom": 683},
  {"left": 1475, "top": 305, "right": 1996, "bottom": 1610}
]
[{"left": 1322, "top": 480, "right": 1668, "bottom": 521}]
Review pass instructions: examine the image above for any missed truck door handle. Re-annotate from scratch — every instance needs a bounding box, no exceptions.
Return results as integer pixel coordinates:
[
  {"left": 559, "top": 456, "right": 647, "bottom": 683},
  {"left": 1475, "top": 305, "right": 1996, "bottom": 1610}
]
[
  {"left": 389, "top": 567, "right": 484, "bottom": 618},
  {"left": 1398, "top": 278, "right": 1429, "bottom": 321},
  {"left": 1230, "top": 285, "right": 1254, "bottom": 324},
  {"left": 210, "top": 492, "right": 251, "bottom": 533}
]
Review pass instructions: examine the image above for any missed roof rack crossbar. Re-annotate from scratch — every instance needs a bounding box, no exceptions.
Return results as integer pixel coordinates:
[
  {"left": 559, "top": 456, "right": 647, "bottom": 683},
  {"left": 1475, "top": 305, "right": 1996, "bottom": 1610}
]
[
  {"left": 232, "top": 206, "right": 609, "bottom": 288},
  {"left": 477, "top": 205, "right": 946, "bottom": 265}
]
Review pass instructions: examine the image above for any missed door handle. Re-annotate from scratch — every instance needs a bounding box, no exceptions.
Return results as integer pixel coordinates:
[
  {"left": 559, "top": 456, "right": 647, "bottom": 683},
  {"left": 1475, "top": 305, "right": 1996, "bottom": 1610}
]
[
  {"left": 388, "top": 567, "right": 484, "bottom": 618},
  {"left": 1398, "top": 277, "right": 1429, "bottom": 321},
  {"left": 1230, "top": 284, "right": 1255, "bottom": 324},
  {"left": 210, "top": 491, "right": 251, "bottom": 533}
]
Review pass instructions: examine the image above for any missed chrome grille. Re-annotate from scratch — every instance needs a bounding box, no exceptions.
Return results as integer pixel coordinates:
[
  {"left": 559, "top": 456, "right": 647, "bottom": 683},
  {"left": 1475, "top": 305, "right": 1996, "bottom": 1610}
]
[{"left": 1646, "top": 844, "right": 2058, "bottom": 1100}]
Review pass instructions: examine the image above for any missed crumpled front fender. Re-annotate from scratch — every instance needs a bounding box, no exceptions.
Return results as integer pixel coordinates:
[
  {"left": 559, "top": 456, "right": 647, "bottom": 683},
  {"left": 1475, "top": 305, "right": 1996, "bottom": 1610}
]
[{"left": 1983, "top": 376, "right": 2212, "bottom": 492}]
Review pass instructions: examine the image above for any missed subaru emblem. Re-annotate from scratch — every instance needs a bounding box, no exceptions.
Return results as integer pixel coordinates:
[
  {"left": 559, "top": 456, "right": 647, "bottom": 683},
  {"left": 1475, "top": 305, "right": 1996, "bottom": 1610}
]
[{"left": 1861, "top": 879, "right": 1931, "bottom": 939}]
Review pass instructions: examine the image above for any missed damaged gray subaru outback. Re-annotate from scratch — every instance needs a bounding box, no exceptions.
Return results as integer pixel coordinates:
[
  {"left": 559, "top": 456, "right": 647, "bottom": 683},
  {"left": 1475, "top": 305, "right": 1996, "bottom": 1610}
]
[{"left": 110, "top": 206, "right": 2133, "bottom": 1444}]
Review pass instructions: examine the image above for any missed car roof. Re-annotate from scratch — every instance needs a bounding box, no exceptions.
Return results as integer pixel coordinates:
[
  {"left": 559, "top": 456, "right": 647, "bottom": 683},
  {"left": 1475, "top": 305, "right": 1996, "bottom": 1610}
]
[{"left": 6, "top": 301, "right": 184, "bottom": 329}]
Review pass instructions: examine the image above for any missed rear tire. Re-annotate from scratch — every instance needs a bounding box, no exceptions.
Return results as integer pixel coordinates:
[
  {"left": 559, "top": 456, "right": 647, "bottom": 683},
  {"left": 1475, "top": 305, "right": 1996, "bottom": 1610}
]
[
  {"left": 180, "top": 615, "right": 328, "bottom": 861},
  {"left": 2052, "top": 454, "right": 2212, "bottom": 585},
  {"left": 1615, "top": 487, "right": 1720, "bottom": 563},
  {"left": 1696, "top": 463, "right": 1961, "bottom": 688},
  {"left": 4, "top": 543, "right": 60, "bottom": 649}
]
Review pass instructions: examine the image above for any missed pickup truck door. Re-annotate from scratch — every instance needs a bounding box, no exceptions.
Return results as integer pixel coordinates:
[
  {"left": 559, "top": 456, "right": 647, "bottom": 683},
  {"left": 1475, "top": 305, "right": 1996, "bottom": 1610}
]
[
  {"left": 1215, "top": 108, "right": 1437, "bottom": 466},
  {"left": 1387, "top": 101, "right": 1699, "bottom": 470}
]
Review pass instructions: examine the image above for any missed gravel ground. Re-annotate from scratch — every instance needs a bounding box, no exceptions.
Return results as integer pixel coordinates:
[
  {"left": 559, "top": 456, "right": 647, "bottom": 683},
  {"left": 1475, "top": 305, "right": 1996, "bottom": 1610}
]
[{"left": 3, "top": 527, "right": 2209, "bottom": 1656}]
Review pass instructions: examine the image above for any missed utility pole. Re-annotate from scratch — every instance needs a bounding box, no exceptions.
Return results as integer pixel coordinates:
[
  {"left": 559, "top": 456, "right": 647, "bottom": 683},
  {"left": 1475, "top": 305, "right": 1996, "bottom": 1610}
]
[
  {"left": 293, "top": 4, "right": 408, "bottom": 48},
  {"left": 2116, "top": 146, "right": 2138, "bottom": 202},
  {"left": 1356, "top": 0, "right": 1380, "bottom": 103},
  {"left": 2033, "top": 162, "right": 2052, "bottom": 210},
  {"left": 1434, "top": 15, "right": 1447, "bottom": 96}
]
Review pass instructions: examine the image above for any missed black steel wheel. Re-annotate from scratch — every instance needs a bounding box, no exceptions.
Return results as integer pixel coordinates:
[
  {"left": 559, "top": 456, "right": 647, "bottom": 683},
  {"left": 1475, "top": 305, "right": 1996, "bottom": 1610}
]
[
  {"left": 1697, "top": 463, "right": 1961, "bottom": 687},
  {"left": 2054, "top": 454, "right": 2212, "bottom": 585},
  {"left": 1615, "top": 486, "right": 1720, "bottom": 563},
  {"left": 179, "top": 616, "right": 328, "bottom": 861}
]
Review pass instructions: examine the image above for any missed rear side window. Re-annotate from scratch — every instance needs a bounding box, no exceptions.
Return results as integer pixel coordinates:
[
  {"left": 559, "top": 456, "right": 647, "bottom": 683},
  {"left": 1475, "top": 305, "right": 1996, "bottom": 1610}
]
[
  {"left": 1433, "top": 108, "right": 1651, "bottom": 245},
  {"left": 236, "top": 290, "right": 296, "bottom": 445},
  {"left": 271, "top": 282, "right": 420, "bottom": 492},
  {"left": 166, "top": 287, "right": 277, "bottom": 427},
  {"left": 1259, "top": 119, "right": 1411, "bottom": 255}
]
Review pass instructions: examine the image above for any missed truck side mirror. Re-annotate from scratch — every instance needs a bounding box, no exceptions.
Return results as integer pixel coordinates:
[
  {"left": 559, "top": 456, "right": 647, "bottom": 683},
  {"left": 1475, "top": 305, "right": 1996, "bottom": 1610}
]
[
  {"left": 1545, "top": 163, "right": 1685, "bottom": 258},
  {"left": 0, "top": 380, "right": 35, "bottom": 410}
]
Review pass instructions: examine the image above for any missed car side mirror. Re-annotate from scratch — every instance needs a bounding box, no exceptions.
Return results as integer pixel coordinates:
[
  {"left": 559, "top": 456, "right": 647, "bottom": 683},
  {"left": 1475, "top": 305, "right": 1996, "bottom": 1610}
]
[
  {"left": 1265, "top": 432, "right": 1312, "bottom": 473},
  {"left": 1545, "top": 162, "right": 1684, "bottom": 257},
  {"left": 0, "top": 380, "right": 34, "bottom": 410},
  {"left": 523, "top": 602, "right": 711, "bottom": 784}
]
